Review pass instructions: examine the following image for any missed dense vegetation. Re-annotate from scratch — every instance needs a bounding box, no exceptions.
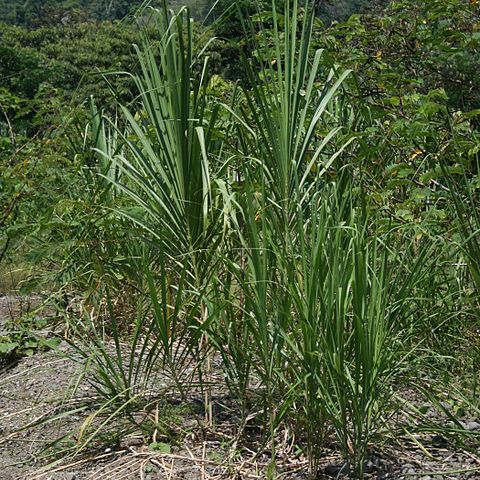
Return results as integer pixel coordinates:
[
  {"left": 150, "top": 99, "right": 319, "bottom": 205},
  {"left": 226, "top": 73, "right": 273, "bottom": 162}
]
[
  {"left": 0, "top": 0, "right": 148, "bottom": 25},
  {"left": 0, "top": 0, "right": 381, "bottom": 26},
  {"left": 1, "top": 0, "right": 479, "bottom": 478}
]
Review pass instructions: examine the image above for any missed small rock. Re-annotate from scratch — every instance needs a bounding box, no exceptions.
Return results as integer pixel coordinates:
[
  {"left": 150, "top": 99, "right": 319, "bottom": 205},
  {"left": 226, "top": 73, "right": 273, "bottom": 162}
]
[
  {"left": 430, "top": 434, "right": 448, "bottom": 445},
  {"left": 120, "top": 436, "right": 143, "bottom": 448},
  {"left": 324, "top": 462, "right": 347, "bottom": 476},
  {"left": 440, "top": 401, "right": 451, "bottom": 411},
  {"left": 465, "top": 421, "right": 480, "bottom": 431},
  {"left": 364, "top": 459, "right": 376, "bottom": 473},
  {"left": 59, "top": 474, "right": 76, "bottom": 480},
  {"left": 401, "top": 464, "right": 416, "bottom": 475}
]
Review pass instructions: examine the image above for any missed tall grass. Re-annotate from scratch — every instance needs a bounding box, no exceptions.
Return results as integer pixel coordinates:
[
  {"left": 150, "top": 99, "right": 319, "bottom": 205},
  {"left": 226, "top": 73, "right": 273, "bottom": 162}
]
[
  {"left": 441, "top": 161, "right": 480, "bottom": 408},
  {"left": 58, "top": 1, "right": 457, "bottom": 478},
  {"left": 443, "top": 165, "right": 480, "bottom": 301}
]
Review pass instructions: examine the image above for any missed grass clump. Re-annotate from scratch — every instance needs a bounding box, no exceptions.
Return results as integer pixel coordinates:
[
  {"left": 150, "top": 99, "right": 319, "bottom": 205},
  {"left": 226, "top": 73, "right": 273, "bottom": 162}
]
[{"left": 3, "top": 1, "right": 479, "bottom": 478}]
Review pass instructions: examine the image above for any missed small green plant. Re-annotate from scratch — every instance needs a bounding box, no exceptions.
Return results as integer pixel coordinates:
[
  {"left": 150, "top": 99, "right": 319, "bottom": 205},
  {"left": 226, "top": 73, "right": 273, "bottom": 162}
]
[{"left": 0, "top": 317, "right": 60, "bottom": 366}]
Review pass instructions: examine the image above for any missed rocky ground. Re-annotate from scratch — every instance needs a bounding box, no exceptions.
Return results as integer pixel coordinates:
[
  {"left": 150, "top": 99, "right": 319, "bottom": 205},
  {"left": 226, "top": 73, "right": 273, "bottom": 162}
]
[{"left": 1, "top": 294, "right": 480, "bottom": 479}]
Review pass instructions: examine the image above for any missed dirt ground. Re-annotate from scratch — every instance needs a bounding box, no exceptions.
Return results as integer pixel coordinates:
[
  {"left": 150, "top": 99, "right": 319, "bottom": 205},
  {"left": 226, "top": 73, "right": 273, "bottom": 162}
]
[{"left": 1, "top": 294, "right": 480, "bottom": 480}]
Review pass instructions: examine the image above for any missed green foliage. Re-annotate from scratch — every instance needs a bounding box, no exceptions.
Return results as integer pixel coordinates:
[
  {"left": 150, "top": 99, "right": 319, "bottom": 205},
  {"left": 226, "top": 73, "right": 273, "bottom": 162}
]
[
  {"left": 2, "top": 0, "right": 480, "bottom": 477},
  {"left": 315, "top": 0, "right": 480, "bottom": 229},
  {"left": 0, "top": 0, "right": 146, "bottom": 26},
  {"left": 443, "top": 163, "right": 480, "bottom": 302},
  {"left": 0, "top": 21, "right": 139, "bottom": 120},
  {"left": 0, "top": 19, "right": 139, "bottom": 270},
  {"left": 0, "top": 316, "right": 60, "bottom": 366},
  {"left": 72, "top": 2, "right": 475, "bottom": 477},
  {"left": 0, "top": 0, "right": 209, "bottom": 26},
  {"left": 316, "top": 0, "right": 389, "bottom": 23},
  {"left": 323, "top": 0, "right": 480, "bottom": 112}
]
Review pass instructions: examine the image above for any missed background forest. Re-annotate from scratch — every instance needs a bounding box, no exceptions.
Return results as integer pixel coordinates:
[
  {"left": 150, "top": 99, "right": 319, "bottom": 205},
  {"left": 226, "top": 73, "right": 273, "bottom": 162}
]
[{"left": 1, "top": 0, "right": 480, "bottom": 479}]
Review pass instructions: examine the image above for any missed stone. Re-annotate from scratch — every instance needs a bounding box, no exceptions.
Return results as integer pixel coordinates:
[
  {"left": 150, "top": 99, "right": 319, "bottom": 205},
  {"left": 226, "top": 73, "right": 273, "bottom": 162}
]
[{"left": 465, "top": 421, "right": 480, "bottom": 431}]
